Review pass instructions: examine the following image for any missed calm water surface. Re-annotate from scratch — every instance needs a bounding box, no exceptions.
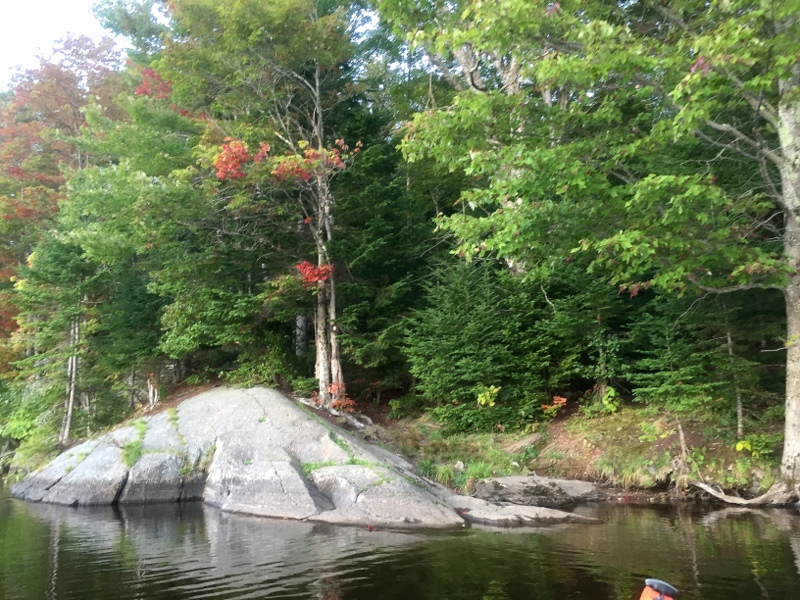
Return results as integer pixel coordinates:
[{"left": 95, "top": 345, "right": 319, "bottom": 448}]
[{"left": 1, "top": 488, "right": 799, "bottom": 600}]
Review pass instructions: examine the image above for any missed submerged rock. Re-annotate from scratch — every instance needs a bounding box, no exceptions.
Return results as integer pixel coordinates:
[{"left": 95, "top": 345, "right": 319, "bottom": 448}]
[{"left": 11, "top": 386, "right": 595, "bottom": 529}]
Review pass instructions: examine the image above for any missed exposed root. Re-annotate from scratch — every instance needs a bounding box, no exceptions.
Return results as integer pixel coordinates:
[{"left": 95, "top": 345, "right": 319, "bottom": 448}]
[{"left": 692, "top": 481, "right": 797, "bottom": 506}]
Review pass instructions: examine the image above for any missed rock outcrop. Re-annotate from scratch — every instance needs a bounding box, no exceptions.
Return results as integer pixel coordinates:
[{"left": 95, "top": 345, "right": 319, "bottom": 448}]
[
  {"left": 473, "top": 475, "right": 605, "bottom": 508},
  {"left": 11, "top": 386, "right": 597, "bottom": 529},
  {"left": 444, "top": 494, "right": 599, "bottom": 527}
]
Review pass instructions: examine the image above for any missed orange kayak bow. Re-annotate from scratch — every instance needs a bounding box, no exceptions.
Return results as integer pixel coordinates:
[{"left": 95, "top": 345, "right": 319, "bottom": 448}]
[{"left": 639, "top": 579, "right": 679, "bottom": 600}]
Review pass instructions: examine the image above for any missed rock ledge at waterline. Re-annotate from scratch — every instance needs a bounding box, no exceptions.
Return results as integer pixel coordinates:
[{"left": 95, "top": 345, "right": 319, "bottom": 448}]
[{"left": 10, "top": 387, "right": 599, "bottom": 529}]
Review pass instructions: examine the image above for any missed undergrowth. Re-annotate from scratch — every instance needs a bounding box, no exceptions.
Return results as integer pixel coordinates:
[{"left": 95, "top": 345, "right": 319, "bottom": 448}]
[{"left": 384, "top": 404, "right": 783, "bottom": 495}]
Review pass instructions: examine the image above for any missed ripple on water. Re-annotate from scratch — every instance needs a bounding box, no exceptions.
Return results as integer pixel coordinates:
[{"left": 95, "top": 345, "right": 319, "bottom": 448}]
[{"left": 3, "top": 492, "right": 800, "bottom": 600}]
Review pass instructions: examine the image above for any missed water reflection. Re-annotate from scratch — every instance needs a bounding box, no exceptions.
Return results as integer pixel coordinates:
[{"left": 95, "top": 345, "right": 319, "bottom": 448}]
[
  {"left": 2, "top": 493, "right": 800, "bottom": 600},
  {"left": 14, "top": 500, "right": 428, "bottom": 600}
]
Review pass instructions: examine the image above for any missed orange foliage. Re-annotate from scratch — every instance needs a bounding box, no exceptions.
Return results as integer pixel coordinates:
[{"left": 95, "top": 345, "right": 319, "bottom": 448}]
[
  {"left": 295, "top": 261, "right": 333, "bottom": 285},
  {"left": 541, "top": 395, "right": 567, "bottom": 417},
  {"left": 130, "top": 62, "right": 174, "bottom": 99},
  {"left": 213, "top": 138, "right": 251, "bottom": 180}
]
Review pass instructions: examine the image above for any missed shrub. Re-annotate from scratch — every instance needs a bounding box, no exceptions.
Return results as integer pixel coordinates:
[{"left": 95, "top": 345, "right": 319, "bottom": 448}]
[{"left": 402, "top": 261, "right": 546, "bottom": 431}]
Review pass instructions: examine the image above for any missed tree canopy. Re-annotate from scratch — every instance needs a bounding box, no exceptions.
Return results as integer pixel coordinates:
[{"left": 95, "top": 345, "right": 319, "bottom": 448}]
[{"left": 1, "top": 0, "right": 799, "bottom": 497}]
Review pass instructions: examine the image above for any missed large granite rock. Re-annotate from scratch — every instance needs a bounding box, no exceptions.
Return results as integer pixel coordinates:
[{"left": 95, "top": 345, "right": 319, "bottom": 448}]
[
  {"left": 40, "top": 441, "right": 131, "bottom": 506},
  {"left": 473, "top": 476, "right": 605, "bottom": 508},
  {"left": 308, "top": 465, "right": 464, "bottom": 528},
  {"left": 11, "top": 386, "right": 596, "bottom": 529},
  {"left": 10, "top": 439, "right": 100, "bottom": 502},
  {"left": 118, "top": 452, "right": 184, "bottom": 504},
  {"left": 204, "top": 433, "right": 332, "bottom": 519}
]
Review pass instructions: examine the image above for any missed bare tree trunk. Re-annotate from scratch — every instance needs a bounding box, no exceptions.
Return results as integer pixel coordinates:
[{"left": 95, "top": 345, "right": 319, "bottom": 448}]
[
  {"left": 328, "top": 271, "right": 344, "bottom": 402},
  {"left": 80, "top": 392, "right": 93, "bottom": 437},
  {"left": 297, "top": 62, "right": 345, "bottom": 410},
  {"left": 782, "top": 275, "right": 800, "bottom": 484},
  {"left": 778, "top": 80, "right": 800, "bottom": 487},
  {"left": 147, "top": 370, "right": 159, "bottom": 409},
  {"left": 726, "top": 329, "right": 744, "bottom": 439},
  {"left": 295, "top": 315, "right": 308, "bottom": 357},
  {"left": 59, "top": 316, "right": 79, "bottom": 446},
  {"left": 314, "top": 281, "right": 331, "bottom": 406},
  {"left": 129, "top": 369, "right": 137, "bottom": 409}
]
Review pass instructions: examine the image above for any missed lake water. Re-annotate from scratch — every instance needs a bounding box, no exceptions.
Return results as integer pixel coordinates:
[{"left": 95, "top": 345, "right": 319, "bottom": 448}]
[{"left": 1, "top": 488, "right": 799, "bottom": 600}]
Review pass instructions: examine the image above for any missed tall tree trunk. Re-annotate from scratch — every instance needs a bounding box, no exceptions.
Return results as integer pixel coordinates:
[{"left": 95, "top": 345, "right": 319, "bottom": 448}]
[
  {"left": 725, "top": 329, "right": 744, "bottom": 439},
  {"left": 328, "top": 271, "right": 344, "bottom": 402},
  {"left": 778, "top": 77, "right": 800, "bottom": 486},
  {"left": 295, "top": 315, "right": 308, "bottom": 357},
  {"left": 129, "top": 369, "right": 137, "bottom": 409},
  {"left": 59, "top": 316, "right": 79, "bottom": 446},
  {"left": 310, "top": 159, "right": 344, "bottom": 407},
  {"left": 303, "top": 62, "right": 346, "bottom": 409},
  {"left": 314, "top": 280, "right": 331, "bottom": 405},
  {"left": 782, "top": 243, "right": 800, "bottom": 484},
  {"left": 147, "top": 370, "right": 159, "bottom": 409}
]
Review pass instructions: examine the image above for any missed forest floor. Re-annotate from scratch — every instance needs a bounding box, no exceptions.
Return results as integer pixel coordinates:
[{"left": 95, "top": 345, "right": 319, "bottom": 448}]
[{"left": 355, "top": 399, "right": 784, "bottom": 503}]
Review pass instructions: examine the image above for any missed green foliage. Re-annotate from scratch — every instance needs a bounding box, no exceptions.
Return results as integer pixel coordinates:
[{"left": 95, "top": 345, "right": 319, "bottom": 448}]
[
  {"left": 403, "top": 261, "right": 650, "bottom": 431},
  {"left": 595, "top": 452, "right": 674, "bottom": 490},
  {"left": 404, "top": 261, "right": 518, "bottom": 405},
  {"left": 418, "top": 459, "right": 501, "bottom": 492},
  {"left": 122, "top": 419, "right": 148, "bottom": 468},
  {"left": 0, "top": 381, "right": 62, "bottom": 471},
  {"left": 290, "top": 376, "right": 319, "bottom": 396},
  {"left": 736, "top": 434, "right": 782, "bottom": 463},
  {"left": 580, "top": 387, "right": 620, "bottom": 418},
  {"left": 403, "top": 261, "right": 554, "bottom": 430},
  {"left": 388, "top": 393, "right": 427, "bottom": 420},
  {"left": 223, "top": 333, "right": 295, "bottom": 387},
  {"left": 476, "top": 385, "right": 500, "bottom": 408},
  {"left": 94, "top": 0, "right": 172, "bottom": 62},
  {"left": 465, "top": 461, "right": 494, "bottom": 480},
  {"left": 430, "top": 401, "right": 525, "bottom": 434},
  {"left": 1, "top": 0, "right": 794, "bottom": 481},
  {"left": 418, "top": 458, "right": 436, "bottom": 478},
  {"left": 199, "top": 444, "right": 216, "bottom": 471},
  {"left": 299, "top": 461, "right": 337, "bottom": 477},
  {"left": 626, "top": 292, "right": 782, "bottom": 418},
  {"left": 334, "top": 137, "right": 465, "bottom": 395},
  {"left": 328, "top": 431, "right": 351, "bottom": 454},
  {"left": 378, "top": 0, "right": 793, "bottom": 461}
]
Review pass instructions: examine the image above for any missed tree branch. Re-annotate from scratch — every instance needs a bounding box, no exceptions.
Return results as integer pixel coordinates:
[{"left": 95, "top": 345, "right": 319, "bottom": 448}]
[
  {"left": 489, "top": 51, "right": 521, "bottom": 95},
  {"left": 686, "top": 275, "right": 782, "bottom": 294},
  {"left": 451, "top": 43, "right": 487, "bottom": 92},
  {"left": 703, "top": 120, "right": 784, "bottom": 169},
  {"left": 755, "top": 148, "right": 785, "bottom": 207},
  {"left": 423, "top": 48, "right": 466, "bottom": 92},
  {"left": 695, "top": 128, "right": 760, "bottom": 162}
]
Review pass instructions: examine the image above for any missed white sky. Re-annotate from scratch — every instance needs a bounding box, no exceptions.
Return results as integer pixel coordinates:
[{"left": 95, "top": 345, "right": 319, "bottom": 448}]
[{"left": 0, "top": 0, "right": 111, "bottom": 88}]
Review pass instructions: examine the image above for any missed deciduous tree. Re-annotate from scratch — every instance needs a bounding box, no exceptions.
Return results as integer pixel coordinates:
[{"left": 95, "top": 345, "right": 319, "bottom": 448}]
[{"left": 379, "top": 0, "right": 800, "bottom": 495}]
